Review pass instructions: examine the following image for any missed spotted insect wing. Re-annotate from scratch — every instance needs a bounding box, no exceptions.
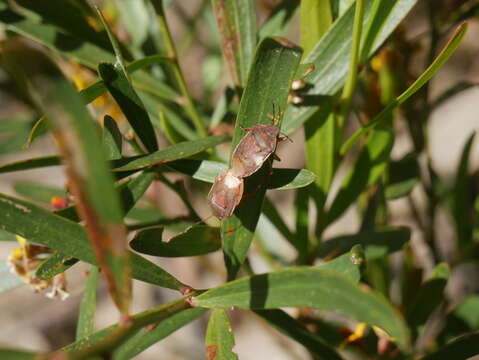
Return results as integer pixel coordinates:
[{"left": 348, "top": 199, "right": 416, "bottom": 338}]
[
  {"left": 230, "top": 124, "right": 280, "bottom": 178},
  {"left": 207, "top": 169, "right": 244, "bottom": 220}
]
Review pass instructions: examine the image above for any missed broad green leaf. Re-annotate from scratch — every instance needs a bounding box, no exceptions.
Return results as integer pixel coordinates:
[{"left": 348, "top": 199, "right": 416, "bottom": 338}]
[
  {"left": 422, "top": 331, "right": 479, "bottom": 360},
  {"left": 0, "top": 349, "right": 37, "bottom": 360},
  {"left": 167, "top": 160, "right": 315, "bottom": 190},
  {"left": 211, "top": 0, "right": 256, "bottom": 87},
  {"left": 11, "top": 47, "right": 131, "bottom": 315},
  {"left": 318, "top": 227, "right": 410, "bottom": 260},
  {"left": 317, "top": 251, "right": 361, "bottom": 283},
  {"left": 452, "top": 133, "right": 476, "bottom": 249},
  {"left": 14, "top": 182, "right": 66, "bottom": 205},
  {"left": 98, "top": 62, "right": 158, "bottom": 153},
  {"left": 130, "top": 225, "right": 221, "bottom": 257},
  {"left": 0, "top": 156, "right": 61, "bottom": 174},
  {"left": 62, "top": 296, "right": 195, "bottom": 357},
  {"left": 0, "top": 261, "right": 23, "bottom": 292},
  {"left": 0, "top": 193, "right": 186, "bottom": 291},
  {"left": 35, "top": 253, "right": 78, "bottom": 280},
  {"left": 282, "top": 0, "right": 418, "bottom": 134},
  {"left": 385, "top": 152, "right": 420, "bottom": 199},
  {"left": 194, "top": 267, "right": 410, "bottom": 350},
  {"left": 341, "top": 23, "right": 468, "bottom": 154},
  {"left": 76, "top": 266, "right": 99, "bottom": 340},
  {"left": 220, "top": 37, "right": 302, "bottom": 280},
  {"left": 112, "top": 136, "right": 228, "bottom": 172},
  {"left": 205, "top": 310, "right": 239, "bottom": 360},
  {"left": 113, "top": 308, "right": 207, "bottom": 360},
  {"left": 407, "top": 263, "right": 450, "bottom": 339},
  {"left": 254, "top": 309, "right": 342, "bottom": 360},
  {"left": 102, "top": 115, "right": 123, "bottom": 160},
  {"left": 327, "top": 126, "right": 394, "bottom": 226}
]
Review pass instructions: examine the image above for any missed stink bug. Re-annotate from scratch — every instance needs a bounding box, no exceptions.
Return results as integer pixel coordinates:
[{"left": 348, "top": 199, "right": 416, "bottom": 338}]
[
  {"left": 230, "top": 123, "right": 281, "bottom": 178},
  {"left": 207, "top": 169, "right": 244, "bottom": 220}
]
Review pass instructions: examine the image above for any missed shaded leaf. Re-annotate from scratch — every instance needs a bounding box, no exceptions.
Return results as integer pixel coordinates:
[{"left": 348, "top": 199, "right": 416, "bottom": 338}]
[
  {"left": 407, "top": 263, "right": 450, "bottom": 339},
  {"left": 35, "top": 252, "right": 78, "bottom": 280},
  {"left": 254, "top": 309, "right": 343, "bottom": 360},
  {"left": 422, "top": 331, "right": 479, "bottom": 360},
  {"left": 76, "top": 266, "right": 99, "bottom": 340},
  {"left": 258, "top": 1, "right": 298, "bottom": 39},
  {"left": 385, "top": 152, "right": 420, "bottom": 200},
  {"left": 0, "top": 156, "right": 61, "bottom": 174},
  {"left": 102, "top": 115, "right": 123, "bottom": 160},
  {"left": 0, "top": 349, "right": 37, "bottom": 360},
  {"left": 130, "top": 225, "right": 221, "bottom": 257},
  {"left": 194, "top": 267, "right": 410, "bottom": 350},
  {"left": 98, "top": 62, "right": 158, "bottom": 153},
  {"left": 205, "top": 310, "right": 239, "bottom": 360},
  {"left": 318, "top": 227, "right": 411, "bottom": 260}
]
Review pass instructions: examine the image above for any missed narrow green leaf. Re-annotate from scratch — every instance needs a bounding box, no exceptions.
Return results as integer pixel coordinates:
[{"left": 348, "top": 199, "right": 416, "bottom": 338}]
[
  {"left": 194, "top": 268, "right": 410, "bottom": 350},
  {"left": 99, "top": 62, "right": 158, "bottom": 153},
  {"left": 327, "top": 126, "right": 394, "bottom": 226},
  {"left": 112, "top": 136, "right": 228, "bottom": 172},
  {"left": 282, "top": 0, "right": 418, "bottom": 134},
  {"left": 211, "top": 0, "right": 256, "bottom": 87},
  {"left": 14, "top": 182, "right": 66, "bottom": 205},
  {"left": 385, "top": 152, "right": 420, "bottom": 200},
  {"left": 261, "top": 197, "right": 294, "bottom": 244},
  {"left": 35, "top": 253, "right": 78, "bottom": 280},
  {"left": 0, "top": 193, "right": 187, "bottom": 291},
  {"left": 205, "top": 310, "right": 239, "bottom": 360},
  {"left": 341, "top": 22, "right": 468, "bottom": 154},
  {"left": 294, "top": 187, "right": 309, "bottom": 261},
  {"left": 0, "top": 156, "right": 61, "bottom": 174},
  {"left": 0, "top": 349, "right": 37, "bottom": 360},
  {"left": 221, "top": 37, "right": 302, "bottom": 280},
  {"left": 115, "top": 0, "right": 150, "bottom": 48},
  {"left": 102, "top": 115, "right": 123, "bottom": 160},
  {"left": 422, "top": 331, "right": 479, "bottom": 360},
  {"left": 113, "top": 308, "right": 207, "bottom": 360},
  {"left": 268, "top": 168, "right": 317, "bottom": 190},
  {"left": 0, "top": 261, "right": 23, "bottom": 292},
  {"left": 407, "top": 263, "right": 450, "bottom": 339},
  {"left": 452, "top": 133, "right": 476, "bottom": 249},
  {"left": 254, "top": 309, "right": 343, "bottom": 360},
  {"left": 432, "top": 81, "right": 479, "bottom": 109},
  {"left": 76, "top": 266, "right": 99, "bottom": 340},
  {"left": 130, "top": 225, "right": 221, "bottom": 257},
  {"left": 300, "top": 0, "right": 333, "bottom": 56},
  {"left": 318, "top": 227, "right": 410, "bottom": 260},
  {"left": 26, "top": 115, "right": 48, "bottom": 147}
]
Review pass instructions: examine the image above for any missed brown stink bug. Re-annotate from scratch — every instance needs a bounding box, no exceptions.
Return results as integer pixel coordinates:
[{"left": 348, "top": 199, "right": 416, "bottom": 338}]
[
  {"left": 230, "top": 123, "right": 281, "bottom": 178},
  {"left": 207, "top": 169, "right": 244, "bottom": 220}
]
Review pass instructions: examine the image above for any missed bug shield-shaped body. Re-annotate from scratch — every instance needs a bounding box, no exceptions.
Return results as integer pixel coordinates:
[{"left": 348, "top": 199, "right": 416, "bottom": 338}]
[
  {"left": 207, "top": 169, "right": 244, "bottom": 220},
  {"left": 231, "top": 124, "right": 280, "bottom": 178}
]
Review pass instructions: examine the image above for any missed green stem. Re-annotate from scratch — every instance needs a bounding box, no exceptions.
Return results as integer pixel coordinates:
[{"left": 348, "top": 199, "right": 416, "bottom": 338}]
[
  {"left": 151, "top": 0, "right": 208, "bottom": 137},
  {"left": 337, "top": 0, "right": 365, "bottom": 132}
]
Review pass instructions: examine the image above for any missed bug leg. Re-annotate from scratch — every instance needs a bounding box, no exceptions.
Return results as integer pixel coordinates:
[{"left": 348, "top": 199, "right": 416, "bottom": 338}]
[
  {"left": 272, "top": 153, "right": 281, "bottom": 161},
  {"left": 279, "top": 134, "right": 293, "bottom": 143},
  {"left": 240, "top": 126, "right": 251, "bottom": 132}
]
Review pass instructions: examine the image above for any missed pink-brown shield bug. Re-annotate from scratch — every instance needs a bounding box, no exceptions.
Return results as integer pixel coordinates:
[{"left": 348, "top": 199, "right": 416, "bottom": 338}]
[
  {"left": 207, "top": 169, "right": 244, "bottom": 220},
  {"left": 230, "top": 123, "right": 281, "bottom": 178}
]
